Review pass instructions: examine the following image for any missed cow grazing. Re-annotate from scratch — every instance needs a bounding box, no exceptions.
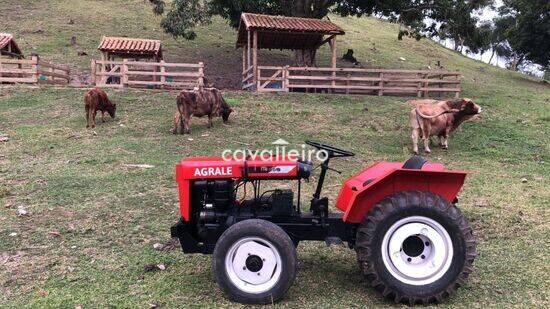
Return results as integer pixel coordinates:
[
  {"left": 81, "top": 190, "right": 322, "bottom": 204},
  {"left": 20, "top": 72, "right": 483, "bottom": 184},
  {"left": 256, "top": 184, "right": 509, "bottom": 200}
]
[
  {"left": 408, "top": 98, "right": 481, "bottom": 154},
  {"left": 84, "top": 88, "right": 116, "bottom": 128},
  {"left": 173, "top": 88, "right": 232, "bottom": 134}
]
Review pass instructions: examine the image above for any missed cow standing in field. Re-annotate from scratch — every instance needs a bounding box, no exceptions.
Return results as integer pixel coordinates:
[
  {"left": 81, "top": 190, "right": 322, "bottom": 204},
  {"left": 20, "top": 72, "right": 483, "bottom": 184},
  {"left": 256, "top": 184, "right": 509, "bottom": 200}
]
[
  {"left": 173, "top": 88, "right": 233, "bottom": 134},
  {"left": 408, "top": 98, "right": 481, "bottom": 154},
  {"left": 84, "top": 88, "right": 116, "bottom": 128}
]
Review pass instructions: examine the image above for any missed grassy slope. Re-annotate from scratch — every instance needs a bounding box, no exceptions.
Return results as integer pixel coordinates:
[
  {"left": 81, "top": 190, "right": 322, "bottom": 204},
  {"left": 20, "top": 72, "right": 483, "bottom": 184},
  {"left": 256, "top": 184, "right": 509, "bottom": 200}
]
[{"left": 1, "top": 0, "right": 549, "bottom": 308}]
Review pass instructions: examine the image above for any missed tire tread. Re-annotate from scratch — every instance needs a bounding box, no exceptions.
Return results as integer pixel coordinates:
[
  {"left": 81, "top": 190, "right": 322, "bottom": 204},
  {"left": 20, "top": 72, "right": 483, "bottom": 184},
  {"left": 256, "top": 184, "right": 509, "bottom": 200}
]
[{"left": 355, "top": 191, "right": 477, "bottom": 305}]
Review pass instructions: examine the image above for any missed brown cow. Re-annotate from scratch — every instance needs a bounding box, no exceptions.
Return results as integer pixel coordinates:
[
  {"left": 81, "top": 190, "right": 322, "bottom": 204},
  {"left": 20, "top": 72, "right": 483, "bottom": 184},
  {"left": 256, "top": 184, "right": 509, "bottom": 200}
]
[
  {"left": 408, "top": 98, "right": 481, "bottom": 154},
  {"left": 84, "top": 88, "right": 116, "bottom": 128},
  {"left": 172, "top": 88, "right": 232, "bottom": 134}
]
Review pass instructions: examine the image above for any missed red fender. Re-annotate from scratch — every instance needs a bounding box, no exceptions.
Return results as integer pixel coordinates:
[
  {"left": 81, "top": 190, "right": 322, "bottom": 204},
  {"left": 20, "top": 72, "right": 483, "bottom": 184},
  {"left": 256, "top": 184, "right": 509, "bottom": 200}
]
[{"left": 335, "top": 162, "right": 467, "bottom": 224}]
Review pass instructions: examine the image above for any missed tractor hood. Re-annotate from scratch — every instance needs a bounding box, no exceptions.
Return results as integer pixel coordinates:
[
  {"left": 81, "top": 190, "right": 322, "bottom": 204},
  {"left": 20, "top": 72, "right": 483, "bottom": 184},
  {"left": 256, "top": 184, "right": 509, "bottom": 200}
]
[{"left": 176, "top": 155, "right": 312, "bottom": 181}]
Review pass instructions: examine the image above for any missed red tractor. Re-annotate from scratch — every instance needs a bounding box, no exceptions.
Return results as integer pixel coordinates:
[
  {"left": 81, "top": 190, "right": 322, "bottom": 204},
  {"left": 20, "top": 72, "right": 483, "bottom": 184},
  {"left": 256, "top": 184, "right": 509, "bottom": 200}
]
[{"left": 172, "top": 141, "right": 476, "bottom": 304}]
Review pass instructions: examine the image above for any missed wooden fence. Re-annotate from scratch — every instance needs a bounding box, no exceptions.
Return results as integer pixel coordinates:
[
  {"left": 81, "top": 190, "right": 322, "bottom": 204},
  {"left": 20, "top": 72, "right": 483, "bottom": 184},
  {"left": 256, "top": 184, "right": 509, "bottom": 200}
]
[
  {"left": 0, "top": 56, "right": 70, "bottom": 85},
  {"left": 250, "top": 66, "right": 461, "bottom": 97},
  {"left": 91, "top": 59, "right": 204, "bottom": 90}
]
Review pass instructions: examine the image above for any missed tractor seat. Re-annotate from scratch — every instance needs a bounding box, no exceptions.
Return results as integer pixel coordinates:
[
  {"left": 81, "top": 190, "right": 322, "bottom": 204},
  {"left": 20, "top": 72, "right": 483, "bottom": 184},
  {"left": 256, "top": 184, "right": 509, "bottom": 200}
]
[{"left": 402, "top": 156, "right": 427, "bottom": 169}]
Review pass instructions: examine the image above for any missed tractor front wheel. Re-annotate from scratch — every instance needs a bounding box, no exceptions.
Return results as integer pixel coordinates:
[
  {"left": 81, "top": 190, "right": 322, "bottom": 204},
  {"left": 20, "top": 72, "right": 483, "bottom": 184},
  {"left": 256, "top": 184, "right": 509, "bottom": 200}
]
[
  {"left": 213, "top": 219, "right": 297, "bottom": 304},
  {"left": 355, "top": 191, "right": 476, "bottom": 305}
]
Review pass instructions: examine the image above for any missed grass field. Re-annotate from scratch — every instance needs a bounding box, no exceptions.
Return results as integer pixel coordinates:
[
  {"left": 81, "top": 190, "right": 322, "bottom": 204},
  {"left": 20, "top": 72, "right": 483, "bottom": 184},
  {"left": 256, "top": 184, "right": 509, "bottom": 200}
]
[{"left": 1, "top": 0, "right": 550, "bottom": 308}]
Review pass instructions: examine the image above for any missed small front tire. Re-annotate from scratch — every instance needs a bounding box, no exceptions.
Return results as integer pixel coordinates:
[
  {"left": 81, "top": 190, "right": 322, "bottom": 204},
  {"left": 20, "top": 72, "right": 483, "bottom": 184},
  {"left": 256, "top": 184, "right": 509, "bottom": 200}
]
[{"left": 213, "top": 219, "right": 297, "bottom": 304}]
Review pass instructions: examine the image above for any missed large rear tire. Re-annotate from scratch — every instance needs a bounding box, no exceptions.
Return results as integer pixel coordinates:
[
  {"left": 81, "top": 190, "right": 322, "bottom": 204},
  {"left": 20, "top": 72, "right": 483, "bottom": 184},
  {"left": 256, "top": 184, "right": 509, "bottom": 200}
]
[
  {"left": 356, "top": 191, "right": 476, "bottom": 305},
  {"left": 213, "top": 219, "right": 297, "bottom": 304}
]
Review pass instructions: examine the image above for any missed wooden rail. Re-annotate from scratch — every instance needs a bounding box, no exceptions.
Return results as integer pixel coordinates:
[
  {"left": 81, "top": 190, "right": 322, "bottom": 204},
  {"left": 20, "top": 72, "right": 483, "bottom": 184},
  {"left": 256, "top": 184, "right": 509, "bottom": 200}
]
[
  {"left": 91, "top": 59, "right": 204, "bottom": 90},
  {"left": 0, "top": 56, "right": 70, "bottom": 85},
  {"left": 254, "top": 66, "right": 461, "bottom": 97}
]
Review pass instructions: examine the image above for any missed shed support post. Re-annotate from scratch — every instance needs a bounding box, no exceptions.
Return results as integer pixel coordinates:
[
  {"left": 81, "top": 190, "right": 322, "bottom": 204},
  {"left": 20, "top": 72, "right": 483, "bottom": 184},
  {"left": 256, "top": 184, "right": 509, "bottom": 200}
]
[
  {"left": 242, "top": 46, "right": 246, "bottom": 76},
  {"left": 247, "top": 30, "right": 251, "bottom": 71},
  {"left": 252, "top": 30, "right": 258, "bottom": 90},
  {"left": 330, "top": 36, "right": 337, "bottom": 92}
]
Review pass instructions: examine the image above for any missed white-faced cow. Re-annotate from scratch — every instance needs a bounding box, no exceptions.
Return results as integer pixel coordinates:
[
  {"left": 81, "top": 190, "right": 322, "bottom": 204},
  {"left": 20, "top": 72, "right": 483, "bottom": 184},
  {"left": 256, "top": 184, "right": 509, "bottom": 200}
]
[{"left": 408, "top": 98, "right": 481, "bottom": 154}]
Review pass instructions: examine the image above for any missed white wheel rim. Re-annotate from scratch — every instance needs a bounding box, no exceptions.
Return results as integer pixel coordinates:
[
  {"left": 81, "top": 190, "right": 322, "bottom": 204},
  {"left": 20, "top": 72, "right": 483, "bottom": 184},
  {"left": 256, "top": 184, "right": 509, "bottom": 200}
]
[
  {"left": 381, "top": 216, "right": 453, "bottom": 285},
  {"left": 224, "top": 237, "right": 282, "bottom": 294}
]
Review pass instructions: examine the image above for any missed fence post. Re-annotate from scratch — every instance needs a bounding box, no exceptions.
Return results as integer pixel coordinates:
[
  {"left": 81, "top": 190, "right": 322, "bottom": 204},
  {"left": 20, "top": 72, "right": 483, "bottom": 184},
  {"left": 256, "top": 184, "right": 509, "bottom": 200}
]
[
  {"left": 121, "top": 59, "right": 128, "bottom": 89},
  {"left": 159, "top": 60, "right": 166, "bottom": 89},
  {"left": 378, "top": 72, "right": 384, "bottom": 96},
  {"left": 257, "top": 67, "right": 261, "bottom": 92},
  {"left": 31, "top": 56, "right": 38, "bottom": 83},
  {"left": 438, "top": 73, "right": 443, "bottom": 98},
  {"left": 0, "top": 59, "right": 3, "bottom": 82},
  {"left": 63, "top": 66, "right": 69, "bottom": 84},
  {"left": 198, "top": 62, "right": 204, "bottom": 89},
  {"left": 284, "top": 65, "right": 289, "bottom": 92},
  {"left": 416, "top": 73, "right": 422, "bottom": 97},
  {"left": 49, "top": 63, "right": 54, "bottom": 82},
  {"left": 90, "top": 60, "right": 96, "bottom": 86},
  {"left": 423, "top": 73, "right": 429, "bottom": 97},
  {"left": 346, "top": 73, "right": 350, "bottom": 95}
]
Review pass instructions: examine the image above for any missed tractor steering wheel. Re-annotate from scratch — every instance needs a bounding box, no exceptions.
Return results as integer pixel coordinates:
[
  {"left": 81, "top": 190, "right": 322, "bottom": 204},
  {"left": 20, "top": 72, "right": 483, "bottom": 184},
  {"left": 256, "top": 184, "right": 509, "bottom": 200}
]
[{"left": 305, "top": 140, "right": 355, "bottom": 158}]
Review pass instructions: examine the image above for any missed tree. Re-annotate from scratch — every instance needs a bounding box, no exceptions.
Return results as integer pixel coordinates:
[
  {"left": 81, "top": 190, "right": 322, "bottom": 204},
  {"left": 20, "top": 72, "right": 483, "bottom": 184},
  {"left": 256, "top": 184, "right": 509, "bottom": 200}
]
[
  {"left": 493, "top": 0, "right": 550, "bottom": 70},
  {"left": 149, "top": 0, "right": 492, "bottom": 65}
]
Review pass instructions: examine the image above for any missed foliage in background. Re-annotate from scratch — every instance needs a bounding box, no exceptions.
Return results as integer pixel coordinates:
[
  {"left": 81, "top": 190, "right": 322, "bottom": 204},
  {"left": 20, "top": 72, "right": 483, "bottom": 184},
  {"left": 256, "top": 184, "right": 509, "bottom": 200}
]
[
  {"left": 149, "top": 0, "right": 492, "bottom": 44},
  {"left": 148, "top": 0, "right": 549, "bottom": 75},
  {"left": 493, "top": 0, "right": 549, "bottom": 70}
]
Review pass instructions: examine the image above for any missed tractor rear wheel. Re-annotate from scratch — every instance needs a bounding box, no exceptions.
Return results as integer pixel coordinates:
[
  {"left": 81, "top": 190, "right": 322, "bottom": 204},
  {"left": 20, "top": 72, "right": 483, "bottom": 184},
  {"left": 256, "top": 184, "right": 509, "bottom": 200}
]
[
  {"left": 213, "top": 219, "right": 297, "bottom": 304},
  {"left": 355, "top": 191, "right": 476, "bottom": 305}
]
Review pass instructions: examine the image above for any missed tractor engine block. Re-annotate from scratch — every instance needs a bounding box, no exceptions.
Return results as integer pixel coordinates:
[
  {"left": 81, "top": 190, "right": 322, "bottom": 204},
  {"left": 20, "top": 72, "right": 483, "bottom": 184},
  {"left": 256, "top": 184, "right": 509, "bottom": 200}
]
[{"left": 192, "top": 179, "right": 234, "bottom": 222}]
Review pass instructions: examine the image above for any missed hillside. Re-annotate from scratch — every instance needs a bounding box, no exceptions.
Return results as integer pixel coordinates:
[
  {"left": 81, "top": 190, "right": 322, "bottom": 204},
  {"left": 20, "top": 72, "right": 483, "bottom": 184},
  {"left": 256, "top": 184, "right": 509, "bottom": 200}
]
[
  {"left": 1, "top": 0, "right": 549, "bottom": 308},
  {"left": 3, "top": 0, "right": 547, "bottom": 91}
]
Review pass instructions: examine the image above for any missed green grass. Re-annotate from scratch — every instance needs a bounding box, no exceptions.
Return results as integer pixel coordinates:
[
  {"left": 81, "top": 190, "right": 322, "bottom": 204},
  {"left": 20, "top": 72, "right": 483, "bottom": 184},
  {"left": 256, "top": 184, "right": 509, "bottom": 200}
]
[{"left": 1, "top": 0, "right": 550, "bottom": 308}]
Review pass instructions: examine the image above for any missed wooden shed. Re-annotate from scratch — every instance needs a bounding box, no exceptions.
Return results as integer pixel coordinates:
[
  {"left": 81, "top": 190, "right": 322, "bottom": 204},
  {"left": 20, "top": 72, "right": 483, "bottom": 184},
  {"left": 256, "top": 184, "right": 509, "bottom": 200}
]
[
  {"left": 98, "top": 36, "right": 163, "bottom": 62},
  {"left": 92, "top": 36, "right": 204, "bottom": 89},
  {"left": 236, "top": 13, "right": 345, "bottom": 90},
  {"left": 0, "top": 33, "right": 23, "bottom": 59},
  {"left": 236, "top": 13, "right": 461, "bottom": 97}
]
